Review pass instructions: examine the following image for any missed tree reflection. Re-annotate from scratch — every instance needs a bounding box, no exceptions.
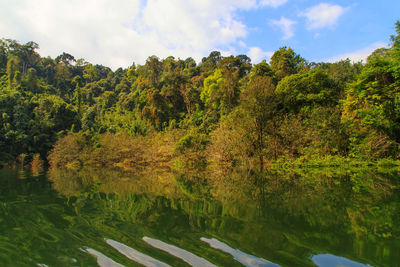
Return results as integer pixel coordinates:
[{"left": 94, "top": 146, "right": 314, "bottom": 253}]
[{"left": 45, "top": 165, "right": 400, "bottom": 266}]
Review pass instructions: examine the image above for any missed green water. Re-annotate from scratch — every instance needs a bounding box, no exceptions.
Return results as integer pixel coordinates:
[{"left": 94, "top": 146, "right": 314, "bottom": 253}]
[{"left": 0, "top": 167, "right": 399, "bottom": 267}]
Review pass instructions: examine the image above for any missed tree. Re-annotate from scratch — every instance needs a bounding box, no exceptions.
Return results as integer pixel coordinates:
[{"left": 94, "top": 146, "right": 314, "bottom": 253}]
[
  {"left": 270, "top": 47, "right": 305, "bottom": 80},
  {"left": 83, "top": 64, "right": 100, "bottom": 83},
  {"left": 200, "top": 51, "right": 222, "bottom": 74},
  {"left": 217, "top": 55, "right": 251, "bottom": 109},
  {"left": 141, "top": 89, "right": 169, "bottom": 130},
  {"left": 251, "top": 60, "right": 273, "bottom": 78},
  {"left": 276, "top": 68, "right": 337, "bottom": 114},
  {"left": 24, "top": 67, "right": 40, "bottom": 93},
  {"left": 342, "top": 23, "right": 400, "bottom": 158},
  {"left": 6, "top": 55, "right": 20, "bottom": 89},
  {"left": 390, "top": 20, "right": 400, "bottom": 58},
  {"left": 240, "top": 76, "right": 279, "bottom": 169},
  {"left": 145, "top": 55, "right": 162, "bottom": 88},
  {"left": 160, "top": 57, "right": 187, "bottom": 118},
  {"left": 55, "top": 52, "right": 76, "bottom": 65},
  {"left": 5, "top": 40, "right": 40, "bottom": 77},
  {"left": 201, "top": 69, "right": 227, "bottom": 114},
  {"left": 317, "top": 59, "right": 363, "bottom": 91},
  {"left": 0, "top": 39, "right": 8, "bottom": 76}
]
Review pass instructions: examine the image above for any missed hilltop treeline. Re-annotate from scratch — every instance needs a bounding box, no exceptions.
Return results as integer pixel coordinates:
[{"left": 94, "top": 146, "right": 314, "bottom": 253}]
[{"left": 1, "top": 22, "right": 400, "bottom": 170}]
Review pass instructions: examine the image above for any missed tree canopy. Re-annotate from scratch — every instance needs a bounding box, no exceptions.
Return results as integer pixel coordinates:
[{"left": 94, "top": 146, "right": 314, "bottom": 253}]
[{"left": 1, "top": 21, "right": 400, "bottom": 167}]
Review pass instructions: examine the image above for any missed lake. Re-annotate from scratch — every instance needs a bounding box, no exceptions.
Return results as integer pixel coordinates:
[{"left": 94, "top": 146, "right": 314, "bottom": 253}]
[{"left": 0, "top": 166, "right": 399, "bottom": 266}]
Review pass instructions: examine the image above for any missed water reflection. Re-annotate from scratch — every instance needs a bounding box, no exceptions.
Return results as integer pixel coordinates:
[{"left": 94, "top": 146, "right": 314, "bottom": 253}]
[
  {"left": 48, "top": 166, "right": 400, "bottom": 266},
  {"left": 106, "top": 239, "right": 170, "bottom": 267},
  {"left": 1, "top": 166, "right": 399, "bottom": 266},
  {"left": 201, "top": 237, "right": 280, "bottom": 267},
  {"left": 143, "top": 237, "right": 217, "bottom": 267},
  {"left": 17, "top": 169, "right": 28, "bottom": 179},
  {"left": 312, "top": 254, "right": 372, "bottom": 267}
]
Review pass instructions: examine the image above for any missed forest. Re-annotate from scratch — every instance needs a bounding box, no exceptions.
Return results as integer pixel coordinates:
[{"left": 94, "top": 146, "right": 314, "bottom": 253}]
[{"left": 1, "top": 21, "right": 400, "bottom": 173}]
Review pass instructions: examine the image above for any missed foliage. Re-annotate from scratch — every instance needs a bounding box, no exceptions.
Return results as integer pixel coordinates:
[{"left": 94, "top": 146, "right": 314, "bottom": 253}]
[
  {"left": 342, "top": 23, "right": 400, "bottom": 158},
  {"left": 1, "top": 21, "right": 400, "bottom": 168},
  {"left": 270, "top": 46, "right": 305, "bottom": 80},
  {"left": 276, "top": 68, "right": 338, "bottom": 113}
]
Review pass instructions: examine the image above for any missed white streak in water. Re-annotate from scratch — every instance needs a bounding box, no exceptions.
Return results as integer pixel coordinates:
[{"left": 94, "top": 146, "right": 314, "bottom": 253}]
[
  {"left": 81, "top": 247, "right": 125, "bottom": 267},
  {"left": 143, "top": 236, "right": 217, "bottom": 267},
  {"left": 312, "top": 254, "right": 371, "bottom": 267},
  {"left": 200, "top": 237, "right": 280, "bottom": 267},
  {"left": 106, "top": 239, "right": 170, "bottom": 267}
]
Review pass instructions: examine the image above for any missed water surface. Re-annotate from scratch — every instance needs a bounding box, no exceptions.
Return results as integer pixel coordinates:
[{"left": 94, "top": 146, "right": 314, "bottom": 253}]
[{"left": 0, "top": 167, "right": 399, "bottom": 266}]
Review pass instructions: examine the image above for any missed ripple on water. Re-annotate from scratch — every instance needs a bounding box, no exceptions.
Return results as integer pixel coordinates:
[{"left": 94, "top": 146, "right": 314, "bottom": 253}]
[
  {"left": 201, "top": 237, "right": 280, "bottom": 267},
  {"left": 143, "top": 236, "right": 217, "bottom": 267},
  {"left": 106, "top": 238, "right": 170, "bottom": 267}
]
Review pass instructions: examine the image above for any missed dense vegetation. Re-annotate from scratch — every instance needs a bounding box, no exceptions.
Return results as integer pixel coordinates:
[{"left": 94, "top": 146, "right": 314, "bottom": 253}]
[{"left": 1, "top": 22, "right": 400, "bottom": 171}]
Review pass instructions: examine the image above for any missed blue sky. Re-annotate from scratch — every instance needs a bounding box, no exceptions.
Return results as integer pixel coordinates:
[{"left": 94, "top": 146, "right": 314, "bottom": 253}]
[
  {"left": 236, "top": 0, "right": 400, "bottom": 63},
  {"left": 0, "top": 0, "right": 399, "bottom": 69}
]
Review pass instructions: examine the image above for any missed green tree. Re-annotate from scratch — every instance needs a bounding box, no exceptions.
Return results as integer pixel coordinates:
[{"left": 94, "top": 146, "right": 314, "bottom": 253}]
[
  {"left": 251, "top": 60, "right": 273, "bottom": 78},
  {"left": 201, "top": 69, "right": 227, "bottom": 114},
  {"left": 6, "top": 55, "right": 20, "bottom": 89},
  {"left": 270, "top": 47, "right": 305, "bottom": 80},
  {"left": 276, "top": 69, "right": 337, "bottom": 114},
  {"left": 200, "top": 51, "right": 221, "bottom": 75},
  {"left": 55, "top": 52, "right": 76, "bottom": 65},
  {"left": 241, "top": 76, "right": 279, "bottom": 168},
  {"left": 342, "top": 22, "right": 400, "bottom": 158},
  {"left": 145, "top": 55, "right": 163, "bottom": 88},
  {"left": 83, "top": 64, "right": 100, "bottom": 83},
  {"left": 24, "top": 68, "right": 40, "bottom": 93},
  {"left": 0, "top": 39, "right": 8, "bottom": 76}
]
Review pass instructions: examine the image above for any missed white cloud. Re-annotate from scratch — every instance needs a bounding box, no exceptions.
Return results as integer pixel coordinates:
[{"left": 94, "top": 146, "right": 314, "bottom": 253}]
[
  {"left": 248, "top": 47, "right": 273, "bottom": 63},
  {"left": 326, "top": 42, "right": 387, "bottom": 63},
  {"left": 0, "top": 0, "right": 282, "bottom": 70},
  {"left": 270, "top": 17, "right": 296, "bottom": 39},
  {"left": 259, "top": 0, "right": 288, "bottom": 8},
  {"left": 0, "top": 0, "right": 144, "bottom": 69},
  {"left": 140, "top": 0, "right": 249, "bottom": 53},
  {"left": 300, "top": 3, "right": 346, "bottom": 30}
]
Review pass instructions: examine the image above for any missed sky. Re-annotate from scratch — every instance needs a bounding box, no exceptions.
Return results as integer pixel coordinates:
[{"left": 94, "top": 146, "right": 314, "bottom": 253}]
[{"left": 0, "top": 0, "right": 399, "bottom": 69}]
